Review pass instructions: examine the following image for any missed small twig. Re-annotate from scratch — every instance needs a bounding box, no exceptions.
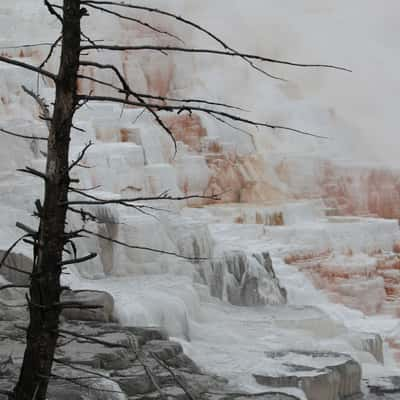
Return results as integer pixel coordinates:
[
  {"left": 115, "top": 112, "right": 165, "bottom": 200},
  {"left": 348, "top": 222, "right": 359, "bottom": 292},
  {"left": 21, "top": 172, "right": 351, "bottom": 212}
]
[
  {"left": 0, "top": 42, "right": 58, "bottom": 50},
  {"left": 150, "top": 352, "right": 197, "bottom": 400},
  {"left": 0, "top": 284, "right": 29, "bottom": 291},
  {"left": 22, "top": 85, "right": 52, "bottom": 131},
  {"left": 70, "top": 185, "right": 101, "bottom": 193},
  {"left": 67, "top": 189, "right": 221, "bottom": 205},
  {"left": 68, "top": 142, "right": 93, "bottom": 171},
  {"left": 17, "top": 166, "right": 48, "bottom": 181},
  {"left": 0, "top": 127, "right": 48, "bottom": 141},
  {"left": 85, "top": 2, "right": 184, "bottom": 44},
  {"left": 16, "top": 222, "right": 37, "bottom": 236},
  {"left": 54, "top": 358, "right": 114, "bottom": 381},
  {"left": 38, "top": 35, "right": 62, "bottom": 69},
  {"left": 49, "top": 373, "right": 124, "bottom": 394},
  {"left": 0, "top": 233, "right": 32, "bottom": 271},
  {"left": 78, "top": 61, "right": 178, "bottom": 154},
  {"left": 0, "top": 55, "right": 58, "bottom": 81},
  {"left": 0, "top": 299, "right": 27, "bottom": 308},
  {"left": 81, "top": 1, "right": 342, "bottom": 79},
  {"left": 56, "top": 328, "right": 129, "bottom": 349},
  {"left": 82, "top": 228, "right": 207, "bottom": 261},
  {"left": 136, "top": 356, "right": 167, "bottom": 400},
  {"left": 207, "top": 391, "right": 301, "bottom": 400},
  {"left": 58, "top": 302, "right": 103, "bottom": 310},
  {"left": 68, "top": 187, "right": 179, "bottom": 218},
  {"left": 67, "top": 206, "right": 98, "bottom": 223},
  {"left": 75, "top": 94, "right": 328, "bottom": 139},
  {"left": 2, "top": 262, "right": 32, "bottom": 276},
  {"left": 210, "top": 113, "right": 256, "bottom": 150},
  {"left": 44, "top": 0, "right": 63, "bottom": 24},
  {"left": 80, "top": 44, "right": 352, "bottom": 73},
  {"left": 77, "top": 73, "right": 246, "bottom": 111},
  {"left": 58, "top": 252, "right": 97, "bottom": 266}
]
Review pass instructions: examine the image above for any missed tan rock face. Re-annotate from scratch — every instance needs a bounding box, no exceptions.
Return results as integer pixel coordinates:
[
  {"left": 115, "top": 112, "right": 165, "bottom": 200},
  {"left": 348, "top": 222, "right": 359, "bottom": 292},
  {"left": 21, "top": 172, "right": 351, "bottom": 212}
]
[
  {"left": 273, "top": 157, "right": 400, "bottom": 219},
  {"left": 162, "top": 114, "right": 207, "bottom": 152},
  {"left": 313, "top": 161, "right": 400, "bottom": 218},
  {"left": 393, "top": 241, "right": 400, "bottom": 254},
  {"left": 286, "top": 250, "right": 400, "bottom": 316},
  {"left": 203, "top": 154, "right": 288, "bottom": 205}
]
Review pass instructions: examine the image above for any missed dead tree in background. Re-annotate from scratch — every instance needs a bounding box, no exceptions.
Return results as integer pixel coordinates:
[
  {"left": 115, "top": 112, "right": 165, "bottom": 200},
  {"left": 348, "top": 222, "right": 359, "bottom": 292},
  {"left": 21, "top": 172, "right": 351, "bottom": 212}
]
[{"left": 0, "top": 1, "right": 349, "bottom": 399}]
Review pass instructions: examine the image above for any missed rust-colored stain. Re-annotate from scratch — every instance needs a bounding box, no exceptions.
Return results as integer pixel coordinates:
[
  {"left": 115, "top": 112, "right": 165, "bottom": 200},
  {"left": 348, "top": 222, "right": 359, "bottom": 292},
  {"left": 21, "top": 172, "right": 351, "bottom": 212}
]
[
  {"left": 162, "top": 113, "right": 207, "bottom": 152},
  {"left": 286, "top": 250, "right": 400, "bottom": 316}
]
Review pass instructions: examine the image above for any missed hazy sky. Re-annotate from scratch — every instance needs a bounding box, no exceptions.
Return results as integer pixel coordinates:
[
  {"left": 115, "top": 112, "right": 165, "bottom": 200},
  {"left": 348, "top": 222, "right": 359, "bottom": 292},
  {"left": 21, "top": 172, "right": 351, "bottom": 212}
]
[
  {"left": 2, "top": 0, "right": 399, "bottom": 165},
  {"left": 176, "top": 0, "right": 400, "bottom": 165}
]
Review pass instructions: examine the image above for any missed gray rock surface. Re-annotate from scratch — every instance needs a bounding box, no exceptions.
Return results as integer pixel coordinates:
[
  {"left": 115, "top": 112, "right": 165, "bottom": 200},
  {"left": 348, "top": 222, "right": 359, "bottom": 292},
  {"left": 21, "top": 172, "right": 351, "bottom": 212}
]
[
  {"left": 60, "top": 289, "right": 115, "bottom": 322},
  {"left": 255, "top": 350, "right": 362, "bottom": 400},
  {"left": 0, "top": 276, "right": 28, "bottom": 322},
  {"left": 0, "top": 315, "right": 306, "bottom": 400},
  {"left": 211, "top": 394, "right": 301, "bottom": 400},
  {"left": 0, "top": 251, "right": 32, "bottom": 285},
  {"left": 361, "top": 333, "right": 384, "bottom": 364},
  {"left": 210, "top": 251, "right": 286, "bottom": 306},
  {"left": 365, "top": 376, "right": 400, "bottom": 400},
  {"left": 0, "top": 286, "right": 362, "bottom": 400}
]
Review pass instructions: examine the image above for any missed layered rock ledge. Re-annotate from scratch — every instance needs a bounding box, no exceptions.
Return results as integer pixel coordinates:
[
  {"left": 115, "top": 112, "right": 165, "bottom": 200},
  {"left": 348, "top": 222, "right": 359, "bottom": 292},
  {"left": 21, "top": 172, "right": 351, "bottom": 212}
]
[
  {"left": 0, "top": 284, "right": 371, "bottom": 400},
  {"left": 0, "top": 318, "right": 303, "bottom": 400},
  {"left": 0, "top": 284, "right": 296, "bottom": 400}
]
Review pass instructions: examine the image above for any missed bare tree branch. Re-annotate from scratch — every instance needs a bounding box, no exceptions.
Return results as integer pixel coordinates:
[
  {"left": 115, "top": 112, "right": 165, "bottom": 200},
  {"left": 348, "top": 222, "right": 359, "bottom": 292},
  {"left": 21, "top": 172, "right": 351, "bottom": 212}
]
[
  {"left": 0, "top": 42, "right": 58, "bottom": 50},
  {"left": 80, "top": 44, "right": 351, "bottom": 72},
  {"left": 76, "top": 94, "right": 328, "bottom": 139},
  {"left": 0, "top": 55, "right": 58, "bottom": 81},
  {"left": 138, "top": 357, "right": 167, "bottom": 400},
  {"left": 68, "top": 142, "right": 93, "bottom": 171},
  {"left": 0, "top": 127, "right": 48, "bottom": 141},
  {"left": 53, "top": 358, "right": 115, "bottom": 380},
  {"left": 49, "top": 373, "right": 125, "bottom": 394},
  {"left": 0, "top": 234, "right": 32, "bottom": 271},
  {"left": 39, "top": 35, "right": 62, "bottom": 69},
  {"left": 58, "top": 252, "right": 97, "bottom": 266},
  {"left": 0, "top": 284, "right": 29, "bottom": 291},
  {"left": 82, "top": 228, "right": 207, "bottom": 261},
  {"left": 78, "top": 60, "right": 178, "bottom": 154},
  {"left": 81, "top": 30, "right": 98, "bottom": 48},
  {"left": 17, "top": 166, "right": 48, "bottom": 181},
  {"left": 80, "top": 1, "right": 293, "bottom": 79},
  {"left": 68, "top": 187, "right": 183, "bottom": 218},
  {"left": 44, "top": 0, "right": 63, "bottom": 24},
  {"left": 84, "top": 2, "right": 184, "bottom": 44},
  {"left": 0, "top": 299, "right": 27, "bottom": 308},
  {"left": 77, "top": 73, "right": 247, "bottom": 111},
  {"left": 67, "top": 206, "right": 98, "bottom": 223},
  {"left": 66, "top": 190, "right": 221, "bottom": 206},
  {"left": 22, "top": 85, "right": 52, "bottom": 131},
  {"left": 58, "top": 302, "right": 103, "bottom": 309},
  {"left": 150, "top": 352, "right": 197, "bottom": 400},
  {"left": 210, "top": 113, "right": 256, "bottom": 150},
  {"left": 2, "top": 262, "right": 32, "bottom": 276},
  {"left": 69, "top": 191, "right": 169, "bottom": 223},
  {"left": 56, "top": 328, "right": 129, "bottom": 349}
]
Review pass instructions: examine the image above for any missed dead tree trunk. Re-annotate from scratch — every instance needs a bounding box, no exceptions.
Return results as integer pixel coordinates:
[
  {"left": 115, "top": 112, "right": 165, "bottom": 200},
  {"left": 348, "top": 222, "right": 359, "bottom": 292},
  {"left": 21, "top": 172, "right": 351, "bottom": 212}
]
[{"left": 13, "top": 2, "right": 81, "bottom": 399}]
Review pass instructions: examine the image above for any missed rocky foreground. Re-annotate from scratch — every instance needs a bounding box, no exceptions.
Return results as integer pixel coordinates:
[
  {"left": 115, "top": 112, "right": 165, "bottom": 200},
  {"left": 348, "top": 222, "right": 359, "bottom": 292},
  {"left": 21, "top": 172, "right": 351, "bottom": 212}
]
[
  {"left": 0, "top": 284, "right": 396, "bottom": 400},
  {"left": 0, "top": 285, "right": 297, "bottom": 400}
]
